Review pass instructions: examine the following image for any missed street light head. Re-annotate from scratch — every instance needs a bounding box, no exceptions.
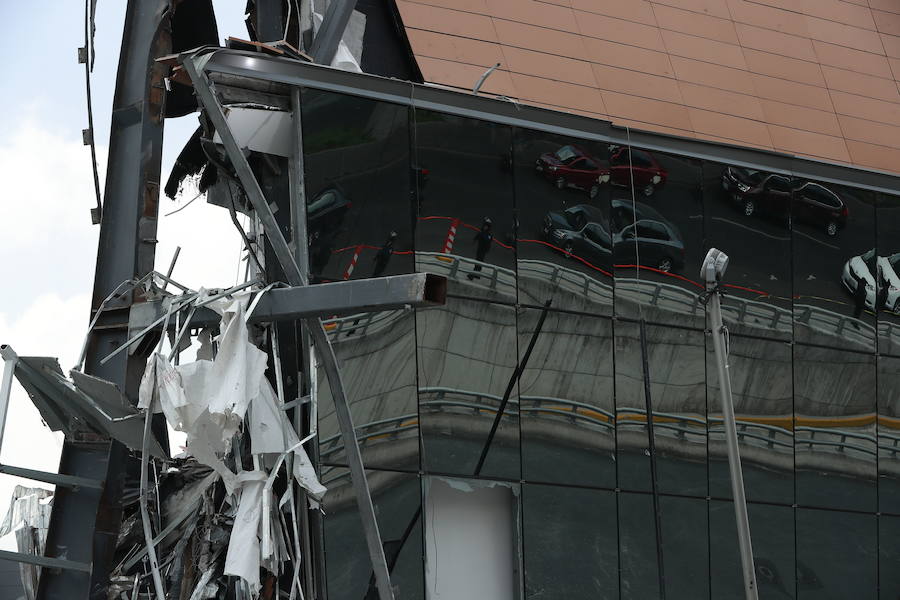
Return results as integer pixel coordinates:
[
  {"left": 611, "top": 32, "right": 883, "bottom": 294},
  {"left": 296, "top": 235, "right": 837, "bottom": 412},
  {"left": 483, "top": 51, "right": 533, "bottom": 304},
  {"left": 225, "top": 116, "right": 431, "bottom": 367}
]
[{"left": 701, "top": 247, "right": 729, "bottom": 284}]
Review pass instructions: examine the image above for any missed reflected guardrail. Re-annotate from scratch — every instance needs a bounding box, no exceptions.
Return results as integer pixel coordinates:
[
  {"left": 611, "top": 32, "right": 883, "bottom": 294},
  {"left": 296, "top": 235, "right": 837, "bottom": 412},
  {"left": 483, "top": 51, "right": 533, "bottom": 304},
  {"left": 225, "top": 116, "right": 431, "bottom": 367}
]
[
  {"left": 320, "top": 253, "right": 890, "bottom": 347},
  {"left": 318, "top": 386, "right": 894, "bottom": 464}
]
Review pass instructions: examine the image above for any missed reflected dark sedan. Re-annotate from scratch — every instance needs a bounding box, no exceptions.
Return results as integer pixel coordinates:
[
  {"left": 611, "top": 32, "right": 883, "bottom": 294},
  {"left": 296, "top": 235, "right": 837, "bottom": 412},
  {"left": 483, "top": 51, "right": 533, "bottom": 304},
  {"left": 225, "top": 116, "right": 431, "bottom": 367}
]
[
  {"left": 543, "top": 204, "right": 684, "bottom": 272},
  {"left": 721, "top": 167, "right": 848, "bottom": 236},
  {"left": 536, "top": 145, "right": 609, "bottom": 198}
]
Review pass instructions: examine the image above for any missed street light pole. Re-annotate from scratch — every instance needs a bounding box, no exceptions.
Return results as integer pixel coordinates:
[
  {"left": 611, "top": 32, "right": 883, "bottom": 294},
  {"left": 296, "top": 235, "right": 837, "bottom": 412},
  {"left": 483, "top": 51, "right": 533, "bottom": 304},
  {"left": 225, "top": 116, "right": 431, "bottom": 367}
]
[{"left": 702, "top": 248, "right": 759, "bottom": 600}]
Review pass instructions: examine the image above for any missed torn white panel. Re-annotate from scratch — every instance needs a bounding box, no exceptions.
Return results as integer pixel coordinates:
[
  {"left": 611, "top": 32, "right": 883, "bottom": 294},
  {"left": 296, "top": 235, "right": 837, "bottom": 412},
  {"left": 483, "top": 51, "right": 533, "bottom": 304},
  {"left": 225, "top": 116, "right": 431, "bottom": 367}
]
[
  {"left": 248, "top": 379, "right": 288, "bottom": 456},
  {"left": 205, "top": 299, "right": 267, "bottom": 439},
  {"left": 212, "top": 108, "right": 292, "bottom": 157},
  {"left": 224, "top": 470, "right": 267, "bottom": 593},
  {"left": 424, "top": 477, "right": 518, "bottom": 600}
]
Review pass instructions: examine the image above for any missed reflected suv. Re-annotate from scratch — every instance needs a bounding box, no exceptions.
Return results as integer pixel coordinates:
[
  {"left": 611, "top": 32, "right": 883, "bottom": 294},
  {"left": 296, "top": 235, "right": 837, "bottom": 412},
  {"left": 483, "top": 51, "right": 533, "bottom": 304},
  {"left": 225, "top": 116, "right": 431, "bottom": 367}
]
[
  {"left": 535, "top": 145, "right": 609, "bottom": 198},
  {"left": 721, "top": 166, "right": 848, "bottom": 236}
]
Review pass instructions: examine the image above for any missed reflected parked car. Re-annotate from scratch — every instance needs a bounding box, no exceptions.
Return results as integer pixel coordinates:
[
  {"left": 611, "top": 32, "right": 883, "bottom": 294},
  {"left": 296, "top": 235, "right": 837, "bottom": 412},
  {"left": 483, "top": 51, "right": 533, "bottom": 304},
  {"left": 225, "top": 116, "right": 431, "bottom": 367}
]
[
  {"left": 543, "top": 204, "right": 684, "bottom": 272},
  {"left": 841, "top": 249, "right": 900, "bottom": 311},
  {"left": 535, "top": 145, "right": 609, "bottom": 198},
  {"left": 721, "top": 167, "right": 848, "bottom": 236},
  {"left": 608, "top": 146, "right": 667, "bottom": 197}
]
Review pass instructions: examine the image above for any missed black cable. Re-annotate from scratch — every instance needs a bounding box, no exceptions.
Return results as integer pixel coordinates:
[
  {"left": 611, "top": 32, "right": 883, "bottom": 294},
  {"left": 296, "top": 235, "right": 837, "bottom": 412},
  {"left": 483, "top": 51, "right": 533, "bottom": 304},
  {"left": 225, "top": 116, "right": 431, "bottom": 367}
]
[
  {"left": 83, "top": 0, "right": 102, "bottom": 223},
  {"left": 474, "top": 298, "right": 552, "bottom": 476},
  {"left": 639, "top": 319, "right": 667, "bottom": 599}
]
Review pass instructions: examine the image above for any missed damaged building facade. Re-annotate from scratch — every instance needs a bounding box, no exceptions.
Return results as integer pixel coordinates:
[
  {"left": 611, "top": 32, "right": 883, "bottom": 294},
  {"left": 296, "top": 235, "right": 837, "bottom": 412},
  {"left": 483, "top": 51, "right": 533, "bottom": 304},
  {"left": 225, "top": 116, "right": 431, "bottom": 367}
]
[{"left": 4, "top": 1, "right": 900, "bottom": 599}]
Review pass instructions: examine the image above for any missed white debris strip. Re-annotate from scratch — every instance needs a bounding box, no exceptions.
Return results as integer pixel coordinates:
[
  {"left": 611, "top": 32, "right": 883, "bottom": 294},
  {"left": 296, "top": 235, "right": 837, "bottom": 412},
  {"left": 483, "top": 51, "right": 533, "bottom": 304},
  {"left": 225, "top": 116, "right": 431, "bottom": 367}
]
[{"left": 130, "top": 289, "right": 326, "bottom": 597}]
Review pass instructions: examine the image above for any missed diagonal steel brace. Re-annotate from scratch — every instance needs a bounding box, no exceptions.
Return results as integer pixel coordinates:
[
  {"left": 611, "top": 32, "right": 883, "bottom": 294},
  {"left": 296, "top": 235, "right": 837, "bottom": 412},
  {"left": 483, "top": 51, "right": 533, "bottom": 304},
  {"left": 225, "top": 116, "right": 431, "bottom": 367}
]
[{"left": 182, "top": 53, "right": 395, "bottom": 600}]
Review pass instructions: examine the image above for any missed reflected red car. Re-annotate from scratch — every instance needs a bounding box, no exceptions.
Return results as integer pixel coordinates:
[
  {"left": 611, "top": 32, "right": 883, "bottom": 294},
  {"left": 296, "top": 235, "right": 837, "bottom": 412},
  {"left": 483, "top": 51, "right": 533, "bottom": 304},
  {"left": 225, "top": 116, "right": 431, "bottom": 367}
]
[
  {"left": 535, "top": 145, "right": 610, "bottom": 198},
  {"left": 607, "top": 146, "right": 668, "bottom": 197}
]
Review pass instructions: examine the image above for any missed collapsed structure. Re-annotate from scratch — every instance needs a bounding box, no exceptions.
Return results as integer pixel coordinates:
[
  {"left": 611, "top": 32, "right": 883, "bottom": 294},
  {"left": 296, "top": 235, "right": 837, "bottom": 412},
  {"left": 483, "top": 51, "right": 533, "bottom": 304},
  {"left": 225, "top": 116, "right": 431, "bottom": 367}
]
[{"left": 3, "top": 1, "right": 900, "bottom": 599}]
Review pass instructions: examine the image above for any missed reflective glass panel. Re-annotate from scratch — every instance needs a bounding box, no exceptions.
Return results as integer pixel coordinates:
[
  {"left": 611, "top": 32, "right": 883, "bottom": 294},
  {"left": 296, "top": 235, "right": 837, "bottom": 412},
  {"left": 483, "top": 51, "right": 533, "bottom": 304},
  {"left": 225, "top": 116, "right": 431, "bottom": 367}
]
[
  {"left": 794, "top": 344, "right": 876, "bottom": 512},
  {"left": 710, "top": 500, "right": 795, "bottom": 599},
  {"left": 877, "top": 193, "right": 900, "bottom": 356},
  {"left": 523, "top": 484, "right": 617, "bottom": 598},
  {"left": 413, "top": 110, "right": 515, "bottom": 303},
  {"left": 417, "top": 299, "right": 519, "bottom": 479},
  {"left": 878, "top": 355, "right": 900, "bottom": 515},
  {"left": 619, "top": 493, "right": 709, "bottom": 600},
  {"left": 615, "top": 321, "right": 707, "bottom": 497},
  {"left": 879, "top": 515, "right": 900, "bottom": 599},
  {"left": 322, "top": 469, "right": 423, "bottom": 599},
  {"left": 518, "top": 308, "right": 615, "bottom": 488},
  {"left": 613, "top": 148, "right": 703, "bottom": 329},
  {"left": 317, "top": 309, "right": 418, "bottom": 471},
  {"left": 707, "top": 335, "right": 793, "bottom": 505},
  {"left": 301, "top": 90, "right": 414, "bottom": 283},
  {"left": 792, "top": 180, "right": 876, "bottom": 352},
  {"left": 796, "top": 508, "right": 876, "bottom": 599},
  {"left": 703, "top": 161, "right": 793, "bottom": 340},
  {"left": 513, "top": 128, "right": 613, "bottom": 315}
]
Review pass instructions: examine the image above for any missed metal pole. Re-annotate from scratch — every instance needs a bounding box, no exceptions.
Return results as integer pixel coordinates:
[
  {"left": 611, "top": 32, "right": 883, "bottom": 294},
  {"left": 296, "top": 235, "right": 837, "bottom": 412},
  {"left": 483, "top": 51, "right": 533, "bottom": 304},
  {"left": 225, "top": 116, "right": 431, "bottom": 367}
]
[
  {"left": 289, "top": 85, "right": 317, "bottom": 600},
  {"left": 182, "top": 55, "right": 395, "bottom": 600},
  {"left": 704, "top": 249, "right": 758, "bottom": 600},
  {"left": 0, "top": 345, "right": 19, "bottom": 453}
]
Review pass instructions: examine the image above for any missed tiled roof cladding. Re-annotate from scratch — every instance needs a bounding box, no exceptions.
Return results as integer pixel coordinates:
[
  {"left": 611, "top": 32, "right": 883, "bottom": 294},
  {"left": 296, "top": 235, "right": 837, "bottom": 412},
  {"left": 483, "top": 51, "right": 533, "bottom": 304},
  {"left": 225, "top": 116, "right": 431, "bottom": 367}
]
[{"left": 396, "top": 0, "right": 900, "bottom": 175}]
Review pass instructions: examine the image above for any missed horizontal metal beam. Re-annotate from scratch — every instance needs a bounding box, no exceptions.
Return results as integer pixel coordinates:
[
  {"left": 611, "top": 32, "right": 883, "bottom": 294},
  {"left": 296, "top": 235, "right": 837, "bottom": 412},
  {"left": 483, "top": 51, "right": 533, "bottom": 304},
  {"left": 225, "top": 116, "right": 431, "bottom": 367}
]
[
  {"left": 0, "top": 549, "right": 91, "bottom": 573},
  {"left": 0, "top": 464, "right": 103, "bottom": 491},
  {"left": 190, "top": 48, "right": 900, "bottom": 194},
  {"left": 129, "top": 272, "right": 447, "bottom": 333}
]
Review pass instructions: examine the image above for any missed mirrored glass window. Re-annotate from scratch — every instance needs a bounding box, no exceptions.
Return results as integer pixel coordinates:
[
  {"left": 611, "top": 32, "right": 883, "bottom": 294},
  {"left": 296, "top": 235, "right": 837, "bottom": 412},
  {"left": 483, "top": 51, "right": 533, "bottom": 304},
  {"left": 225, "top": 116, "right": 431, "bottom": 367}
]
[
  {"left": 710, "top": 500, "right": 795, "bottom": 599},
  {"left": 322, "top": 469, "right": 423, "bottom": 599},
  {"left": 794, "top": 344, "right": 876, "bottom": 512},
  {"left": 317, "top": 308, "right": 418, "bottom": 472},
  {"left": 707, "top": 335, "right": 793, "bottom": 505},
  {"left": 879, "top": 355, "right": 900, "bottom": 515},
  {"left": 796, "top": 508, "right": 876, "bottom": 599},
  {"left": 792, "top": 180, "right": 876, "bottom": 352},
  {"left": 619, "top": 493, "right": 709, "bottom": 600},
  {"left": 879, "top": 515, "right": 900, "bottom": 598},
  {"left": 513, "top": 128, "right": 613, "bottom": 315},
  {"left": 877, "top": 192, "right": 900, "bottom": 356},
  {"left": 613, "top": 148, "right": 704, "bottom": 329},
  {"left": 703, "top": 161, "right": 793, "bottom": 340},
  {"left": 523, "top": 484, "right": 617, "bottom": 599},
  {"left": 518, "top": 309, "right": 615, "bottom": 488},
  {"left": 413, "top": 110, "right": 515, "bottom": 304},
  {"left": 417, "top": 299, "right": 519, "bottom": 479},
  {"left": 615, "top": 321, "right": 707, "bottom": 497},
  {"left": 301, "top": 90, "right": 414, "bottom": 283}
]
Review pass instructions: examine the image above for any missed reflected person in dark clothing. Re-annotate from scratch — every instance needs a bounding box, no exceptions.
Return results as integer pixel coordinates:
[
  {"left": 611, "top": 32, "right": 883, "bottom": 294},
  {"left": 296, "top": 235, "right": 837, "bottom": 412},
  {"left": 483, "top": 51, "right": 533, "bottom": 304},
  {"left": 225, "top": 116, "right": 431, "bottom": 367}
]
[
  {"left": 468, "top": 217, "right": 493, "bottom": 280},
  {"left": 373, "top": 231, "right": 398, "bottom": 277},
  {"left": 876, "top": 266, "right": 890, "bottom": 313},
  {"left": 852, "top": 270, "right": 869, "bottom": 323}
]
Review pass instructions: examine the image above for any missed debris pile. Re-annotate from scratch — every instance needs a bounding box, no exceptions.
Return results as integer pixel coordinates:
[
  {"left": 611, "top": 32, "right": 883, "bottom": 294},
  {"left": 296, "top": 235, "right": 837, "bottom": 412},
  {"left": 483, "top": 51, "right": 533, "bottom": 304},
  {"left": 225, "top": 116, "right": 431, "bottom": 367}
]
[{"left": 3, "top": 277, "right": 325, "bottom": 599}]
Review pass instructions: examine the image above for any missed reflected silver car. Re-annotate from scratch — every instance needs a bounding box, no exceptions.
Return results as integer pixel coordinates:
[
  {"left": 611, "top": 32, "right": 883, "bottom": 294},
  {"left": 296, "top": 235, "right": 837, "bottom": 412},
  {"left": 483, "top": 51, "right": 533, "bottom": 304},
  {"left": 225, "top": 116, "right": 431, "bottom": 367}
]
[{"left": 841, "top": 249, "right": 900, "bottom": 311}]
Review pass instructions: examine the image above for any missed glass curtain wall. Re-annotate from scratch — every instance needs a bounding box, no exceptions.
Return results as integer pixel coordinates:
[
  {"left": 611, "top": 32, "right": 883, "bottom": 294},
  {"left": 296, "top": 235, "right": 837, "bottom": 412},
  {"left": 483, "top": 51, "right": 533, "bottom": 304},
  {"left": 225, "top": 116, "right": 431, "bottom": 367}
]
[{"left": 297, "top": 87, "right": 890, "bottom": 599}]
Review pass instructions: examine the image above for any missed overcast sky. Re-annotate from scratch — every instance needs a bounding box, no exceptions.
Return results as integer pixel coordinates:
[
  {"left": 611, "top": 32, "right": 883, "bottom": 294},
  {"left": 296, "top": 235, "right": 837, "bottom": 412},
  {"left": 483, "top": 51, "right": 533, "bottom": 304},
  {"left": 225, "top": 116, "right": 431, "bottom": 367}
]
[{"left": 0, "top": 2, "right": 256, "bottom": 537}]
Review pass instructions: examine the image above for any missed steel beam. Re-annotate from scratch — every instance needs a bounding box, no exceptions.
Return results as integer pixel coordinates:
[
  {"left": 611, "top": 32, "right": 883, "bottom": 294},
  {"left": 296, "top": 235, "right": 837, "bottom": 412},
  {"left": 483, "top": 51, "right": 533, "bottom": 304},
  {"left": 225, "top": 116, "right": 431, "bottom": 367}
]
[
  {"left": 308, "top": 0, "right": 358, "bottom": 66},
  {"left": 182, "top": 55, "right": 396, "bottom": 600},
  {"left": 196, "top": 49, "right": 900, "bottom": 193},
  {"left": 128, "top": 273, "right": 446, "bottom": 332},
  {"left": 39, "top": 2, "right": 171, "bottom": 598},
  {"left": 0, "top": 550, "right": 91, "bottom": 574}
]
